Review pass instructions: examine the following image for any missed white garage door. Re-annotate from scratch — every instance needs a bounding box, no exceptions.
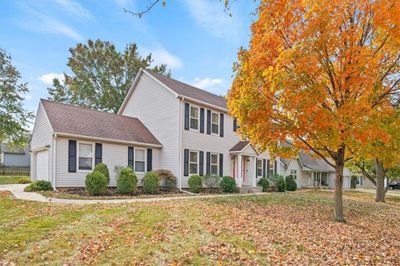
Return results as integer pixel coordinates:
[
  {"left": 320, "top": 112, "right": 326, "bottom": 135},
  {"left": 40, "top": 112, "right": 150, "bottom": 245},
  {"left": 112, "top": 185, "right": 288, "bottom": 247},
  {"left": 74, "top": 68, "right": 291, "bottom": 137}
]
[{"left": 36, "top": 150, "right": 49, "bottom": 181}]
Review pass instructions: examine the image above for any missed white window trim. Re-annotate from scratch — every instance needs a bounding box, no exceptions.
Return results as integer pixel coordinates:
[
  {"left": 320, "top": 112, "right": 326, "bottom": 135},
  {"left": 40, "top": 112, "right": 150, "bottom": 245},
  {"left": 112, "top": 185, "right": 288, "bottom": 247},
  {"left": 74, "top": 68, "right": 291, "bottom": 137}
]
[
  {"left": 189, "top": 150, "right": 199, "bottom": 175},
  {"left": 211, "top": 111, "right": 220, "bottom": 136},
  {"left": 134, "top": 147, "right": 147, "bottom": 174},
  {"left": 189, "top": 105, "right": 200, "bottom": 132},
  {"left": 210, "top": 153, "right": 219, "bottom": 175},
  {"left": 77, "top": 141, "right": 94, "bottom": 173},
  {"left": 290, "top": 169, "right": 297, "bottom": 180},
  {"left": 257, "top": 159, "right": 263, "bottom": 177}
]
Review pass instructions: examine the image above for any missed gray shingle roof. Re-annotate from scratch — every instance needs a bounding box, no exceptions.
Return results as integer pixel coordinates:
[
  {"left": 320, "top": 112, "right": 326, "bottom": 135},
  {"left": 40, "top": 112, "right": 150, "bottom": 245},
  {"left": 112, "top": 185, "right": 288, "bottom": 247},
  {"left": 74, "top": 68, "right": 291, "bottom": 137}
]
[
  {"left": 41, "top": 99, "right": 161, "bottom": 146},
  {"left": 230, "top": 141, "right": 250, "bottom": 152},
  {"left": 145, "top": 70, "right": 227, "bottom": 110},
  {"left": 298, "top": 152, "right": 334, "bottom": 172}
]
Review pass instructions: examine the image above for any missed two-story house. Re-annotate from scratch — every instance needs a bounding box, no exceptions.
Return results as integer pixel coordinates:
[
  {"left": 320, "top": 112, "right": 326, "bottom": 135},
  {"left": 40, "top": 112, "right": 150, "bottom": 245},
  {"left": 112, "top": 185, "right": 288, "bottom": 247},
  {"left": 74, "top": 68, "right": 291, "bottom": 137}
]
[{"left": 30, "top": 69, "right": 280, "bottom": 190}]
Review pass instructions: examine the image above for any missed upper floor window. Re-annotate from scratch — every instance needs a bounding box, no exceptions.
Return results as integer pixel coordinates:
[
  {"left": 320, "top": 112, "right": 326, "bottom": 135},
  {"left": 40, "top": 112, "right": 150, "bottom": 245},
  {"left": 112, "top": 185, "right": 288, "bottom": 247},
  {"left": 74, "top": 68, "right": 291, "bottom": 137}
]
[
  {"left": 290, "top": 169, "right": 297, "bottom": 180},
  {"left": 210, "top": 153, "right": 219, "bottom": 175},
  {"left": 268, "top": 160, "right": 274, "bottom": 175},
  {"left": 211, "top": 112, "right": 219, "bottom": 135},
  {"left": 189, "top": 150, "right": 199, "bottom": 175},
  {"left": 257, "top": 159, "right": 263, "bottom": 177},
  {"left": 135, "top": 148, "right": 146, "bottom": 172},
  {"left": 78, "top": 143, "right": 93, "bottom": 170},
  {"left": 190, "top": 106, "right": 199, "bottom": 130}
]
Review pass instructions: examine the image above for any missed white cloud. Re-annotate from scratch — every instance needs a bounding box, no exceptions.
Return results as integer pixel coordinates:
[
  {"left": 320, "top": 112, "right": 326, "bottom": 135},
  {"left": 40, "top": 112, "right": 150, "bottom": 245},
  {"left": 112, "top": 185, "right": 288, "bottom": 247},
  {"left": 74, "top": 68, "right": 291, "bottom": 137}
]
[
  {"left": 25, "top": 95, "right": 33, "bottom": 101},
  {"left": 54, "top": 0, "right": 93, "bottom": 19},
  {"left": 141, "top": 47, "right": 183, "bottom": 70},
  {"left": 181, "top": 0, "right": 243, "bottom": 39},
  {"left": 191, "top": 77, "right": 226, "bottom": 95},
  {"left": 39, "top": 73, "right": 65, "bottom": 85}
]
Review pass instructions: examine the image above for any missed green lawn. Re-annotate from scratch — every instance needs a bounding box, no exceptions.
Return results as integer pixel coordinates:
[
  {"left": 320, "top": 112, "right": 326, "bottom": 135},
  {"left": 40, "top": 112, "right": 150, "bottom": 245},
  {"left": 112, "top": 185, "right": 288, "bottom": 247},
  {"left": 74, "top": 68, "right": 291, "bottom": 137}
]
[
  {"left": 0, "top": 176, "right": 30, "bottom": 185},
  {"left": 0, "top": 190, "right": 399, "bottom": 265}
]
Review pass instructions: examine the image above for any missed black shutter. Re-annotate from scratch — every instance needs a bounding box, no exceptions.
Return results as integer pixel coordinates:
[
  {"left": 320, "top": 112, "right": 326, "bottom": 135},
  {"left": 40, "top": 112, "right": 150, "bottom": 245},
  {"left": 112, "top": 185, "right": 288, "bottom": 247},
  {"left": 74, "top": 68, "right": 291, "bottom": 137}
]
[
  {"left": 206, "top": 152, "right": 211, "bottom": 174},
  {"left": 200, "top": 108, "right": 205, "bottom": 133},
  {"left": 128, "top": 147, "right": 134, "bottom": 168},
  {"left": 206, "top": 110, "right": 211, "bottom": 135},
  {"left": 95, "top": 143, "right": 102, "bottom": 165},
  {"left": 220, "top": 114, "right": 224, "bottom": 137},
  {"left": 219, "top": 153, "right": 223, "bottom": 177},
  {"left": 274, "top": 160, "right": 278, "bottom": 174},
  {"left": 263, "top": 159, "right": 266, "bottom": 177},
  {"left": 199, "top": 151, "right": 204, "bottom": 176},
  {"left": 184, "top": 149, "right": 189, "bottom": 176},
  {"left": 68, "top": 140, "right": 76, "bottom": 172},
  {"left": 233, "top": 118, "right": 237, "bottom": 132},
  {"left": 184, "top": 103, "right": 190, "bottom": 130},
  {"left": 147, "top": 149, "right": 152, "bottom": 172},
  {"left": 267, "top": 159, "right": 270, "bottom": 178},
  {"left": 255, "top": 159, "right": 258, "bottom": 178}
]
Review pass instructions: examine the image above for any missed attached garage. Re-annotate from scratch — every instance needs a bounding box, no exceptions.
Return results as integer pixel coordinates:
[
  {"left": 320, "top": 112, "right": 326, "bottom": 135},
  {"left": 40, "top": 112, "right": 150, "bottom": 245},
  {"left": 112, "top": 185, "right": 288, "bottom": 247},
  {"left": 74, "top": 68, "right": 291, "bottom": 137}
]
[{"left": 36, "top": 150, "right": 49, "bottom": 181}]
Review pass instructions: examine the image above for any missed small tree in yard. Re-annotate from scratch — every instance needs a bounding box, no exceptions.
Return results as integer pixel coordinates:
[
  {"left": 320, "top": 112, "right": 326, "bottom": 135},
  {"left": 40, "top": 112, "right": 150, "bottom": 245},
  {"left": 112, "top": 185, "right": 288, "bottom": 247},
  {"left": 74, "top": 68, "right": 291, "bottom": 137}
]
[
  {"left": 228, "top": 0, "right": 400, "bottom": 221},
  {"left": 285, "top": 175, "right": 297, "bottom": 191}
]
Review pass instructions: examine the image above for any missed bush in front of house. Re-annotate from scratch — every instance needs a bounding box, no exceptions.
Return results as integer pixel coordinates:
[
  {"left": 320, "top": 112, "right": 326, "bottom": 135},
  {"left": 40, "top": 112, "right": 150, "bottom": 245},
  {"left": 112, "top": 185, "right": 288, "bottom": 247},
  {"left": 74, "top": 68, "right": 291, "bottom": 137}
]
[
  {"left": 85, "top": 171, "right": 108, "bottom": 196},
  {"left": 188, "top": 175, "right": 203, "bottom": 193},
  {"left": 272, "top": 174, "right": 286, "bottom": 192},
  {"left": 257, "top": 177, "right": 270, "bottom": 192},
  {"left": 220, "top": 176, "right": 237, "bottom": 193},
  {"left": 116, "top": 167, "right": 137, "bottom": 194},
  {"left": 94, "top": 163, "right": 110, "bottom": 184},
  {"left": 351, "top": 175, "right": 358, "bottom": 189},
  {"left": 18, "top": 177, "right": 32, "bottom": 184},
  {"left": 143, "top": 171, "right": 160, "bottom": 194},
  {"left": 285, "top": 175, "right": 297, "bottom": 191},
  {"left": 24, "top": 180, "right": 52, "bottom": 192},
  {"left": 202, "top": 174, "right": 221, "bottom": 188},
  {"left": 155, "top": 169, "right": 176, "bottom": 188}
]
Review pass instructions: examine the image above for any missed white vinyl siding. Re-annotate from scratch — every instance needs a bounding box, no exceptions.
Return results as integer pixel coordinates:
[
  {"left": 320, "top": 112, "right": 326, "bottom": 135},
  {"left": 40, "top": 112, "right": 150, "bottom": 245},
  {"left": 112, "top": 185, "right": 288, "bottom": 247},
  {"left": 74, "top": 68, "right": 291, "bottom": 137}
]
[
  {"left": 189, "top": 150, "right": 199, "bottom": 175},
  {"left": 190, "top": 105, "right": 199, "bottom": 131},
  {"left": 211, "top": 112, "right": 219, "bottom": 135},
  {"left": 210, "top": 153, "right": 219, "bottom": 175}
]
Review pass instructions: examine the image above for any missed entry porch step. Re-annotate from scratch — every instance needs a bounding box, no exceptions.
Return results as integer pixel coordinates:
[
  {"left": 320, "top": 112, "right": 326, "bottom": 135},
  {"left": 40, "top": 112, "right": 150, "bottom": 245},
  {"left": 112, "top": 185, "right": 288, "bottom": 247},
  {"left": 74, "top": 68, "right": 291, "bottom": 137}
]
[{"left": 239, "top": 186, "right": 262, "bottom": 194}]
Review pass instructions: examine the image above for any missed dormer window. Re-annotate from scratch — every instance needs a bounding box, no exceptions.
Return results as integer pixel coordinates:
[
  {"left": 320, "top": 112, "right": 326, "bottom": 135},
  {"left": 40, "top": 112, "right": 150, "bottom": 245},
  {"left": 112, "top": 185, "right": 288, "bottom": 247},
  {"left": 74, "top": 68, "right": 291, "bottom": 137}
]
[
  {"left": 211, "top": 111, "right": 219, "bottom": 135},
  {"left": 190, "top": 106, "right": 199, "bottom": 130}
]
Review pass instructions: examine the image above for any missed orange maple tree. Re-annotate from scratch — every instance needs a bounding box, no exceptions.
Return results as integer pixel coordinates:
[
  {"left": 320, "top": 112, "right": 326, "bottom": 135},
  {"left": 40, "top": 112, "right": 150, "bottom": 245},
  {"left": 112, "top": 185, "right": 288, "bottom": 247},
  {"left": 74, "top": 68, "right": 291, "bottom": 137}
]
[{"left": 228, "top": 0, "right": 400, "bottom": 221}]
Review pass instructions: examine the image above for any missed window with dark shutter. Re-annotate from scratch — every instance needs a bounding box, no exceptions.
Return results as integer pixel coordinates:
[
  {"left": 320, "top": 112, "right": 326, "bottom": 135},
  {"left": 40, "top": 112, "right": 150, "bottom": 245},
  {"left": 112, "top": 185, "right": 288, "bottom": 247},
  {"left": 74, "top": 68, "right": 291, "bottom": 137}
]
[
  {"left": 147, "top": 149, "right": 152, "bottom": 172},
  {"left": 184, "top": 149, "right": 189, "bottom": 176},
  {"left": 263, "top": 159, "right": 266, "bottom": 177},
  {"left": 267, "top": 159, "right": 270, "bottom": 178},
  {"left": 206, "top": 152, "right": 211, "bottom": 174},
  {"left": 68, "top": 140, "right": 76, "bottom": 172},
  {"left": 274, "top": 160, "right": 278, "bottom": 174},
  {"left": 200, "top": 108, "right": 205, "bottom": 133},
  {"left": 233, "top": 118, "right": 237, "bottom": 132},
  {"left": 206, "top": 110, "right": 211, "bottom": 135},
  {"left": 95, "top": 143, "right": 102, "bottom": 165},
  {"left": 220, "top": 114, "right": 224, "bottom": 137},
  {"left": 219, "top": 153, "right": 223, "bottom": 177},
  {"left": 128, "top": 147, "right": 134, "bottom": 168},
  {"left": 199, "top": 151, "right": 204, "bottom": 176},
  {"left": 184, "top": 103, "right": 190, "bottom": 130}
]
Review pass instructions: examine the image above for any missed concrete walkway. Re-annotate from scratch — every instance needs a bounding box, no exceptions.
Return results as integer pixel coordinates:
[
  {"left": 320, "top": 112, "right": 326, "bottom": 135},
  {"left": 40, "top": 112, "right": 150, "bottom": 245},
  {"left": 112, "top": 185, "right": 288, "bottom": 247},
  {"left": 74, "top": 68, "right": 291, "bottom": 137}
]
[
  {"left": 354, "top": 188, "right": 400, "bottom": 198},
  {"left": 0, "top": 184, "right": 264, "bottom": 205}
]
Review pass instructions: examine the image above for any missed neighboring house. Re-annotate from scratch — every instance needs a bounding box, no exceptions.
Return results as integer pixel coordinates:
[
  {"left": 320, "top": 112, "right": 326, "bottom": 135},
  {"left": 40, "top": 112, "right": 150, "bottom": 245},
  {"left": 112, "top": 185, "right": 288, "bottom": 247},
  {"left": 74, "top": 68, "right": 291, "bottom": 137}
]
[
  {"left": 281, "top": 151, "right": 352, "bottom": 189},
  {"left": 0, "top": 142, "right": 30, "bottom": 167}
]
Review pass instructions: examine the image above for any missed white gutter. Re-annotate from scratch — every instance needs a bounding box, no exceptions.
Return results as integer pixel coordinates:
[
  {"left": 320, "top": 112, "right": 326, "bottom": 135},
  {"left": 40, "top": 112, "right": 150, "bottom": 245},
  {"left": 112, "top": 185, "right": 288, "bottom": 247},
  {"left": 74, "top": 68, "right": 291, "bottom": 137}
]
[
  {"left": 177, "top": 95, "right": 228, "bottom": 113},
  {"left": 52, "top": 133, "right": 57, "bottom": 189},
  {"left": 54, "top": 132, "right": 162, "bottom": 148}
]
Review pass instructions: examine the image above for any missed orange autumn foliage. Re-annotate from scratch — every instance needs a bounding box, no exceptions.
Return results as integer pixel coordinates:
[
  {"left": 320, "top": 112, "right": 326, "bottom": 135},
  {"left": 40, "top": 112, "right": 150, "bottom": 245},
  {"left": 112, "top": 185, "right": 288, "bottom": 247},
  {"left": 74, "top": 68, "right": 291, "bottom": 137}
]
[{"left": 228, "top": 0, "right": 400, "bottom": 221}]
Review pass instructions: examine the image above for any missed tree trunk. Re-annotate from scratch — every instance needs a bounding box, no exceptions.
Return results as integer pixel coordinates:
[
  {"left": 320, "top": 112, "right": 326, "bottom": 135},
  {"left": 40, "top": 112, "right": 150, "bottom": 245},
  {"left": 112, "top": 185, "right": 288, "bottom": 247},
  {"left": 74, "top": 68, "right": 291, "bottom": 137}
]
[
  {"left": 375, "top": 159, "right": 386, "bottom": 202},
  {"left": 334, "top": 146, "right": 345, "bottom": 222}
]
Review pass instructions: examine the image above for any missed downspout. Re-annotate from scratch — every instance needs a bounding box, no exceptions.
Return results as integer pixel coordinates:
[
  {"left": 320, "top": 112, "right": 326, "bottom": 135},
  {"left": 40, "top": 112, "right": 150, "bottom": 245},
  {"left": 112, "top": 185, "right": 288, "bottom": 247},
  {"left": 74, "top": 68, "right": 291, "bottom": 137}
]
[
  {"left": 52, "top": 133, "right": 58, "bottom": 191},
  {"left": 178, "top": 97, "right": 184, "bottom": 190}
]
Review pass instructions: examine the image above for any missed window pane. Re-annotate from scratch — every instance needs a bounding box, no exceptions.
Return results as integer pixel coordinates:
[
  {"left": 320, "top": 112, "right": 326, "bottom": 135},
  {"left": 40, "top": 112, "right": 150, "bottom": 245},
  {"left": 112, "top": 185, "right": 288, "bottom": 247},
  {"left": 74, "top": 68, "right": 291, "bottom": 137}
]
[
  {"left": 190, "top": 163, "right": 198, "bottom": 174},
  {"left": 257, "top": 160, "right": 262, "bottom": 167},
  {"left": 79, "top": 144, "right": 92, "bottom": 157},
  {"left": 211, "top": 154, "right": 218, "bottom": 164},
  {"left": 190, "top": 118, "right": 198, "bottom": 130},
  {"left": 189, "top": 152, "right": 197, "bottom": 163},
  {"left": 135, "top": 161, "right": 145, "bottom": 172},
  {"left": 257, "top": 169, "right": 262, "bottom": 176},
  {"left": 212, "top": 113, "right": 218, "bottom": 123},
  {"left": 135, "top": 149, "right": 145, "bottom": 161},
  {"left": 190, "top": 106, "right": 198, "bottom": 118},
  {"left": 211, "top": 165, "right": 218, "bottom": 175},
  {"left": 212, "top": 124, "right": 218, "bottom": 134},
  {"left": 79, "top": 158, "right": 92, "bottom": 170}
]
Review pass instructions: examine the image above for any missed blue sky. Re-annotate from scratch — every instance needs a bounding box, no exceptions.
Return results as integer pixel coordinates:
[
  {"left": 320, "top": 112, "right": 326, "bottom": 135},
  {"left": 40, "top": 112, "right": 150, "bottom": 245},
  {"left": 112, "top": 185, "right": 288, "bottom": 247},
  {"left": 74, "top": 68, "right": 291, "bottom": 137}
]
[{"left": 0, "top": 0, "right": 258, "bottom": 125}]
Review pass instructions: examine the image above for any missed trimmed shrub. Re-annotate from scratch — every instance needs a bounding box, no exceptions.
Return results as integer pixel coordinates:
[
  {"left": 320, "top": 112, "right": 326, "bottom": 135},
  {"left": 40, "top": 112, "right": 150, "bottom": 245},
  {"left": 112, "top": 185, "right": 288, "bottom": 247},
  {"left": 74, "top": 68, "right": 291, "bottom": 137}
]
[
  {"left": 143, "top": 172, "right": 160, "bottom": 194},
  {"left": 117, "top": 167, "right": 138, "bottom": 194},
  {"left": 351, "top": 175, "right": 358, "bottom": 189},
  {"left": 188, "top": 175, "right": 203, "bottom": 193},
  {"left": 274, "top": 175, "right": 286, "bottom": 192},
  {"left": 155, "top": 169, "right": 176, "bottom": 188},
  {"left": 257, "top": 177, "right": 270, "bottom": 192},
  {"left": 94, "top": 163, "right": 110, "bottom": 184},
  {"left": 85, "top": 171, "right": 108, "bottom": 196},
  {"left": 202, "top": 174, "right": 222, "bottom": 188},
  {"left": 24, "top": 180, "right": 52, "bottom": 192},
  {"left": 220, "top": 176, "right": 237, "bottom": 193},
  {"left": 18, "top": 177, "right": 32, "bottom": 184},
  {"left": 285, "top": 175, "right": 297, "bottom": 191}
]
